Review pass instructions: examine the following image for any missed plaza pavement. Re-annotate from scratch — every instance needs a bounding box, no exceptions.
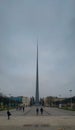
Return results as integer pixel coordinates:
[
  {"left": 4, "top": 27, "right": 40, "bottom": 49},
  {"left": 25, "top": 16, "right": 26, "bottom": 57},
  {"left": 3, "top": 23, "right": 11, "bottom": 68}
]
[{"left": 0, "top": 106, "right": 75, "bottom": 130}]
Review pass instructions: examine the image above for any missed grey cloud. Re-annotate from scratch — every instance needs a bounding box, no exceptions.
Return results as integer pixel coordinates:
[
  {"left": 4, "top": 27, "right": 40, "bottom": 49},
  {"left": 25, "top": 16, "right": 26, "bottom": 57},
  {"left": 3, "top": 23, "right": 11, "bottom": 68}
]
[{"left": 0, "top": 0, "right": 75, "bottom": 97}]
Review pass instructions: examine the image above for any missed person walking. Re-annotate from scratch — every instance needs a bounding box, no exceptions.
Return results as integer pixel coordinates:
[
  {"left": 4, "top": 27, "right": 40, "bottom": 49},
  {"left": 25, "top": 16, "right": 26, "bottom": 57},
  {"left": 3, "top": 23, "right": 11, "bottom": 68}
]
[
  {"left": 40, "top": 107, "right": 43, "bottom": 115},
  {"left": 7, "top": 110, "right": 11, "bottom": 120},
  {"left": 23, "top": 106, "right": 25, "bottom": 112},
  {"left": 36, "top": 108, "right": 39, "bottom": 115}
]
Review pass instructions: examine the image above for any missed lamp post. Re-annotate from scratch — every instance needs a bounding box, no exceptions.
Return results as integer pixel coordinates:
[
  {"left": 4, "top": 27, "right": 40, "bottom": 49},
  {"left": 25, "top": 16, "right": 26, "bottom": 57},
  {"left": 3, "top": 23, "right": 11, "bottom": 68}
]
[
  {"left": 9, "top": 94, "right": 11, "bottom": 108},
  {"left": 69, "top": 90, "right": 72, "bottom": 109},
  {"left": 59, "top": 94, "right": 61, "bottom": 108}
]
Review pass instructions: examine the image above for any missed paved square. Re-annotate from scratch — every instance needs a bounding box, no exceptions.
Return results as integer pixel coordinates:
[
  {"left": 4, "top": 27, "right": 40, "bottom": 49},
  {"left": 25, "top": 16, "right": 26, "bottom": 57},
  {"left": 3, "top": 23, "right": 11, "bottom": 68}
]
[{"left": 0, "top": 107, "right": 75, "bottom": 130}]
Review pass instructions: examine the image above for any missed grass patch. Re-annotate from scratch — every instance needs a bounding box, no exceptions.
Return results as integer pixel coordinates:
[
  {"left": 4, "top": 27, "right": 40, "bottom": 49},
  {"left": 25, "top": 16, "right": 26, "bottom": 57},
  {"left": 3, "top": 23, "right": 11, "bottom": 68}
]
[
  {"left": 60, "top": 107, "right": 75, "bottom": 111},
  {"left": 0, "top": 107, "right": 15, "bottom": 111}
]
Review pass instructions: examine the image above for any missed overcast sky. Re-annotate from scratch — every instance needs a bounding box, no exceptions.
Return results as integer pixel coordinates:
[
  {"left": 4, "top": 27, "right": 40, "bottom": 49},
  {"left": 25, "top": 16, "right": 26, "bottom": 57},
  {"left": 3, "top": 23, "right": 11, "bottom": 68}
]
[{"left": 0, "top": 0, "right": 75, "bottom": 98}]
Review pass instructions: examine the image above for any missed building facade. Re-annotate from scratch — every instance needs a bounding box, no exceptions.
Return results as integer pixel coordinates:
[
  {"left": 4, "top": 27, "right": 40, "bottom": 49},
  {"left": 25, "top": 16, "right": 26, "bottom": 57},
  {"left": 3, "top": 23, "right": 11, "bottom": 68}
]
[{"left": 22, "top": 96, "right": 30, "bottom": 106}]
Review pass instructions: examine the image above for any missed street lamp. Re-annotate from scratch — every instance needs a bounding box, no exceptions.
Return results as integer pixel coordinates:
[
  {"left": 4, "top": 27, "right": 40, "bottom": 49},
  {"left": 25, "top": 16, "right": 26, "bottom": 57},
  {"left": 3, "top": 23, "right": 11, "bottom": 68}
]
[
  {"left": 59, "top": 94, "right": 62, "bottom": 108},
  {"left": 8, "top": 94, "right": 11, "bottom": 108},
  {"left": 69, "top": 90, "right": 72, "bottom": 109}
]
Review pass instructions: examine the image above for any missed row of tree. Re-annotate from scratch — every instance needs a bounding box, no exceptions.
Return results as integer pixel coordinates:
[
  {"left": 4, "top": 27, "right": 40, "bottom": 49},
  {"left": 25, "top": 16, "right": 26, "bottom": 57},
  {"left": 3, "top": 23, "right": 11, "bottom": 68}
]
[{"left": 0, "top": 96, "right": 21, "bottom": 109}]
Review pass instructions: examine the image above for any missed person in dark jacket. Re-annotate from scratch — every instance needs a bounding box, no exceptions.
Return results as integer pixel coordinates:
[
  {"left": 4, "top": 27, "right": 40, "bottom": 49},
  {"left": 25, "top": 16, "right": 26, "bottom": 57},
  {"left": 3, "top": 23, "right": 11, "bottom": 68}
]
[
  {"left": 36, "top": 108, "right": 39, "bottom": 115},
  {"left": 40, "top": 107, "right": 43, "bottom": 115},
  {"left": 23, "top": 106, "right": 25, "bottom": 112},
  {"left": 7, "top": 110, "right": 11, "bottom": 120}
]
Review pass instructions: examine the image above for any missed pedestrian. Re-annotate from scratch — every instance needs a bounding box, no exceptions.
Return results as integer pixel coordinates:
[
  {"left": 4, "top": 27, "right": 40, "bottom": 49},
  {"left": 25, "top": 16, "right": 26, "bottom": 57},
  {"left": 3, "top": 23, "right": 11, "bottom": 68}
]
[
  {"left": 36, "top": 108, "right": 39, "bottom": 115},
  {"left": 7, "top": 110, "right": 11, "bottom": 120},
  {"left": 40, "top": 107, "right": 43, "bottom": 115},
  {"left": 23, "top": 106, "right": 25, "bottom": 112}
]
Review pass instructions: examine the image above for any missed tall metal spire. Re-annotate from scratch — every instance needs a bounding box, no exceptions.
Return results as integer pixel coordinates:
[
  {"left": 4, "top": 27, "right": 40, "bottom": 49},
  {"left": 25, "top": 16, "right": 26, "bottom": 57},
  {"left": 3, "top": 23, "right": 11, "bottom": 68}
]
[{"left": 35, "top": 40, "right": 39, "bottom": 105}]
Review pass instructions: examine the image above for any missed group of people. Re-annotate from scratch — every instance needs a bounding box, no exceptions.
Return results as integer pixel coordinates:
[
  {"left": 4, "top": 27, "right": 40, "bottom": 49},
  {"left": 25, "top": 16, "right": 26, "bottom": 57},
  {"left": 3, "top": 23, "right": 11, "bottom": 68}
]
[
  {"left": 7, "top": 107, "right": 44, "bottom": 120},
  {"left": 36, "top": 107, "right": 43, "bottom": 115},
  {"left": 16, "top": 106, "right": 25, "bottom": 112}
]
